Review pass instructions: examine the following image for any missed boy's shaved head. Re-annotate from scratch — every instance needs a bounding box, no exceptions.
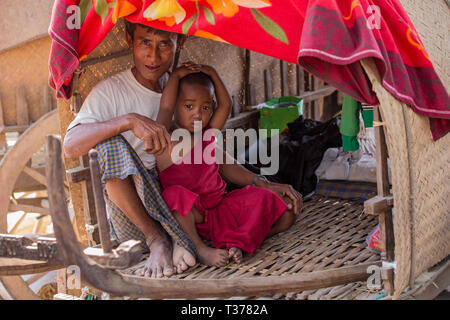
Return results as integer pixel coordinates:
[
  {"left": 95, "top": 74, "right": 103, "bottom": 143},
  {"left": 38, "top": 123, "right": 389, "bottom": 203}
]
[{"left": 179, "top": 72, "right": 214, "bottom": 93}]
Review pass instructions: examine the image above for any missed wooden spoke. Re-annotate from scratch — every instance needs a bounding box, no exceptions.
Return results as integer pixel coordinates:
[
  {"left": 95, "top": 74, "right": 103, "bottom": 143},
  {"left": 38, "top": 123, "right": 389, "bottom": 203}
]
[
  {"left": 25, "top": 272, "right": 48, "bottom": 286},
  {"left": 8, "top": 204, "right": 50, "bottom": 215},
  {"left": 22, "top": 166, "right": 47, "bottom": 187},
  {"left": 8, "top": 211, "right": 27, "bottom": 234}
]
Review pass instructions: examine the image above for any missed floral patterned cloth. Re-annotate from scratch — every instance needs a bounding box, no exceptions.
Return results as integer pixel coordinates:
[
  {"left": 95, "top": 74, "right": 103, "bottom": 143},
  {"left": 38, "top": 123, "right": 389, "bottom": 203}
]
[{"left": 49, "top": 0, "right": 448, "bottom": 139}]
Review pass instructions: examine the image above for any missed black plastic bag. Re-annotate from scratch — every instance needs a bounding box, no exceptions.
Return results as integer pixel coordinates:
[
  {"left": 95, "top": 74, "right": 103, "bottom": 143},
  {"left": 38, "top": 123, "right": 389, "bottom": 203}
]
[{"left": 236, "top": 116, "right": 341, "bottom": 195}]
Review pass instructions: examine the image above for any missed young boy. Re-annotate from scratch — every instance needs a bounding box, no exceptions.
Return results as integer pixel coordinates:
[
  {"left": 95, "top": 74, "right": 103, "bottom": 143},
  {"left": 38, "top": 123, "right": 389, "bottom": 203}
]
[{"left": 156, "top": 63, "right": 303, "bottom": 272}]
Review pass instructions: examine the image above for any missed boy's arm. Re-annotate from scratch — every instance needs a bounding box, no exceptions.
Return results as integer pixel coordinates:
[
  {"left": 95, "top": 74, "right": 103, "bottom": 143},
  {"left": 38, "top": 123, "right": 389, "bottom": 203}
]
[
  {"left": 217, "top": 146, "right": 302, "bottom": 214},
  {"left": 201, "top": 66, "right": 232, "bottom": 130},
  {"left": 157, "top": 72, "right": 183, "bottom": 132}
]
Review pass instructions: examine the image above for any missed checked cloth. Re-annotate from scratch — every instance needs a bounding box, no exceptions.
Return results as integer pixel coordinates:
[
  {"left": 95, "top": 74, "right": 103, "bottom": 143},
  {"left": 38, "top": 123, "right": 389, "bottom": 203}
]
[{"left": 95, "top": 135, "right": 197, "bottom": 258}]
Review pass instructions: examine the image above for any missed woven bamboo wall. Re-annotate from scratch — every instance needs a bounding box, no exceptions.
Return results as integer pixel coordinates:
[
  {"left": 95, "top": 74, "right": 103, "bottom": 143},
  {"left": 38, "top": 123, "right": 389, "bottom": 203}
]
[
  {"left": 0, "top": 36, "right": 56, "bottom": 125},
  {"left": 0, "top": 0, "right": 54, "bottom": 53},
  {"left": 385, "top": 0, "right": 450, "bottom": 297},
  {"left": 400, "top": 0, "right": 449, "bottom": 90}
]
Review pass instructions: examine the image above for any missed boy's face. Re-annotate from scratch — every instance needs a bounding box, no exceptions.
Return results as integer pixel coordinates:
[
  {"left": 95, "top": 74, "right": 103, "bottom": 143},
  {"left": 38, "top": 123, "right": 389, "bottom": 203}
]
[
  {"left": 174, "top": 82, "right": 214, "bottom": 133},
  {"left": 127, "top": 25, "right": 177, "bottom": 88}
]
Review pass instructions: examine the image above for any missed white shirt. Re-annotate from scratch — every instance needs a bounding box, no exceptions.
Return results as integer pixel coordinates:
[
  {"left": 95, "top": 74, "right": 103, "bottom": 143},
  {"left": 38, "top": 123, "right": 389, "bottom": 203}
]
[{"left": 67, "top": 68, "right": 169, "bottom": 169}]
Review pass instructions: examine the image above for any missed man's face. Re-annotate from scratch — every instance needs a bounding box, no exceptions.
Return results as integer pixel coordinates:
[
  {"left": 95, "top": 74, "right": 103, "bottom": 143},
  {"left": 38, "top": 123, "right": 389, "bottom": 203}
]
[{"left": 127, "top": 25, "right": 177, "bottom": 88}]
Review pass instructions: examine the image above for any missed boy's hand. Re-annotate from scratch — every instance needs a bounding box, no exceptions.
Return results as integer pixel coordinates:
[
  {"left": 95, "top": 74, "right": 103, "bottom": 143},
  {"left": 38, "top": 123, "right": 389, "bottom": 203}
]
[
  {"left": 198, "top": 64, "right": 217, "bottom": 77},
  {"left": 173, "top": 61, "right": 201, "bottom": 79},
  {"left": 257, "top": 180, "right": 303, "bottom": 215}
]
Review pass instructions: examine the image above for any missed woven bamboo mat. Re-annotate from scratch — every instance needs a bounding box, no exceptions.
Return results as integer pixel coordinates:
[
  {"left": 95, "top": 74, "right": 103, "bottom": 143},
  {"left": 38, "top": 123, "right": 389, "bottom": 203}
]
[{"left": 121, "top": 195, "right": 380, "bottom": 299}]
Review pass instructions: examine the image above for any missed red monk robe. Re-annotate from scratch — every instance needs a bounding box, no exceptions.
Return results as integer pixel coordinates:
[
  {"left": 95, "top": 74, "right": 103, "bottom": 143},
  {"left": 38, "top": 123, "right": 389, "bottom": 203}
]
[{"left": 157, "top": 130, "right": 288, "bottom": 254}]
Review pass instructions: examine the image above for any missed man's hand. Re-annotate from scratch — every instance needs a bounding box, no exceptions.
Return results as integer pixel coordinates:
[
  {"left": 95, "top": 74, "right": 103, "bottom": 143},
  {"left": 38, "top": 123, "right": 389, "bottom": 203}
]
[
  {"left": 127, "top": 113, "right": 172, "bottom": 156},
  {"left": 257, "top": 179, "right": 303, "bottom": 215}
]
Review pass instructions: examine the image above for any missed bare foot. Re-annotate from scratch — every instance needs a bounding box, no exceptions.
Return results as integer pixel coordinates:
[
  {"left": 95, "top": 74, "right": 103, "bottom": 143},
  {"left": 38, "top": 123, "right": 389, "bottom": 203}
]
[
  {"left": 172, "top": 240, "right": 197, "bottom": 274},
  {"left": 228, "top": 247, "right": 243, "bottom": 264},
  {"left": 198, "top": 246, "right": 229, "bottom": 267},
  {"left": 141, "top": 237, "right": 175, "bottom": 278}
]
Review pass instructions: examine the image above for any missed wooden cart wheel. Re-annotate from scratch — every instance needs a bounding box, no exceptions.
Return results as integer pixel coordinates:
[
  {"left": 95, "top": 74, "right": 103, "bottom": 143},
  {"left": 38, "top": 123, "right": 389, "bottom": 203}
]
[{"left": 0, "top": 109, "right": 66, "bottom": 299}]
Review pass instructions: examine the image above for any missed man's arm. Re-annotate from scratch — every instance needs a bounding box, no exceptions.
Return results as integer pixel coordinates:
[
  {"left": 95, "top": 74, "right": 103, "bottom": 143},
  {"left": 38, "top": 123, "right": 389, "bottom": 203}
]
[{"left": 64, "top": 113, "right": 171, "bottom": 158}]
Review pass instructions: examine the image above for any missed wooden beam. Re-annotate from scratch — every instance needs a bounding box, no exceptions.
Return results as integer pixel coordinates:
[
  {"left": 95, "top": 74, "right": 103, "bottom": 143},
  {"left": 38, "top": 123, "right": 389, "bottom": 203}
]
[
  {"left": 8, "top": 203, "right": 50, "bottom": 215},
  {"left": 66, "top": 166, "right": 91, "bottom": 183},
  {"left": 1, "top": 125, "right": 29, "bottom": 133},
  {"left": 364, "top": 195, "right": 394, "bottom": 215},
  {"left": 410, "top": 260, "right": 450, "bottom": 300},
  {"left": 83, "top": 240, "right": 142, "bottom": 269},
  {"left": 222, "top": 110, "right": 259, "bottom": 130},
  {"left": 15, "top": 86, "right": 29, "bottom": 126},
  {"left": 0, "top": 235, "right": 60, "bottom": 266},
  {"left": 0, "top": 257, "right": 63, "bottom": 276},
  {"left": 298, "top": 86, "right": 337, "bottom": 103}
]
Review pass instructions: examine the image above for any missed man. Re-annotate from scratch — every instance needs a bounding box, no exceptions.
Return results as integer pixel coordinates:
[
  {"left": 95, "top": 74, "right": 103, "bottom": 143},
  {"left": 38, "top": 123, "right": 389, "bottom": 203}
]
[{"left": 64, "top": 21, "right": 189, "bottom": 278}]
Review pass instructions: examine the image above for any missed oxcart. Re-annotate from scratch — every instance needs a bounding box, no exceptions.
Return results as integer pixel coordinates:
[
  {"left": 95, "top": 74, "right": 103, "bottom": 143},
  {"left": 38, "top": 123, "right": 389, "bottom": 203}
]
[{"left": 0, "top": 0, "right": 449, "bottom": 300}]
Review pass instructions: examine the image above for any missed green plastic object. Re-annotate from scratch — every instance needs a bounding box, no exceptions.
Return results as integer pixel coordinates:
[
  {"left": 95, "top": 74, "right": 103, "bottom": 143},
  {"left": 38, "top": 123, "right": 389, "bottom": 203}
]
[
  {"left": 263, "top": 96, "right": 303, "bottom": 107},
  {"left": 259, "top": 98, "right": 303, "bottom": 138},
  {"left": 362, "top": 108, "right": 374, "bottom": 128}
]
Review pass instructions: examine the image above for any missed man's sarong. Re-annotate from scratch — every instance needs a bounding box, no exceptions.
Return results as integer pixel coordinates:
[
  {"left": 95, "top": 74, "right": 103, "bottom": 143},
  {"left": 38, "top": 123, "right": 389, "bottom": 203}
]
[{"left": 95, "top": 135, "right": 197, "bottom": 258}]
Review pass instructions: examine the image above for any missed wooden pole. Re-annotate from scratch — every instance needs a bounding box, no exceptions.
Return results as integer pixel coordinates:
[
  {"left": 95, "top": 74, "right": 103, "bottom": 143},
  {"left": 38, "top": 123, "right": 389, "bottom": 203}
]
[
  {"left": 15, "top": 86, "right": 29, "bottom": 126},
  {"left": 244, "top": 49, "right": 251, "bottom": 106},
  {"left": 373, "top": 105, "right": 395, "bottom": 295},
  {"left": 296, "top": 65, "right": 305, "bottom": 96},
  {"left": 40, "top": 84, "right": 54, "bottom": 117},
  {"left": 280, "top": 60, "right": 288, "bottom": 97},
  {"left": 89, "top": 149, "right": 113, "bottom": 254},
  {"left": 264, "top": 69, "right": 273, "bottom": 101},
  {"left": 79, "top": 155, "right": 100, "bottom": 246},
  {"left": 0, "top": 94, "right": 6, "bottom": 150}
]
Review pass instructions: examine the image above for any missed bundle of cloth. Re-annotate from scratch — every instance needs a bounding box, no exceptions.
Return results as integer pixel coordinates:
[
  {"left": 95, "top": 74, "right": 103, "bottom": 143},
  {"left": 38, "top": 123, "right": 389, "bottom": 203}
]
[{"left": 314, "top": 129, "right": 391, "bottom": 185}]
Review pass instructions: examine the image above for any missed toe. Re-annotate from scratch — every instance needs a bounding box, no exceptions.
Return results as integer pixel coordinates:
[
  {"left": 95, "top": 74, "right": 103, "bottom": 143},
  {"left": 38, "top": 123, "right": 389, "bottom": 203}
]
[
  {"left": 163, "top": 265, "right": 175, "bottom": 277},
  {"left": 180, "top": 260, "right": 188, "bottom": 271},
  {"left": 184, "top": 253, "right": 196, "bottom": 267}
]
